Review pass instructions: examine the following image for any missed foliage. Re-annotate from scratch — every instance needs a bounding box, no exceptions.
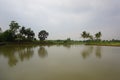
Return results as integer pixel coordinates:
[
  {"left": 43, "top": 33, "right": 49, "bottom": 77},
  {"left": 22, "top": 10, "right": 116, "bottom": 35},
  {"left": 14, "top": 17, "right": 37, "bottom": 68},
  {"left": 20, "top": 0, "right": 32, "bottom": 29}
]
[
  {"left": 38, "top": 30, "right": 49, "bottom": 41},
  {"left": 0, "top": 21, "right": 36, "bottom": 42},
  {"left": 19, "top": 26, "right": 25, "bottom": 35},
  {"left": 17, "top": 27, "right": 35, "bottom": 41},
  {"left": 0, "top": 30, "right": 15, "bottom": 42},
  {"left": 81, "top": 31, "right": 87, "bottom": 39},
  {"left": 81, "top": 31, "right": 91, "bottom": 41},
  {"left": 81, "top": 31, "right": 102, "bottom": 42},
  {"left": 95, "top": 32, "right": 102, "bottom": 40},
  {"left": 9, "top": 21, "right": 21, "bottom": 32},
  {"left": 25, "top": 28, "right": 35, "bottom": 40},
  {"left": 0, "top": 27, "right": 2, "bottom": 33}
]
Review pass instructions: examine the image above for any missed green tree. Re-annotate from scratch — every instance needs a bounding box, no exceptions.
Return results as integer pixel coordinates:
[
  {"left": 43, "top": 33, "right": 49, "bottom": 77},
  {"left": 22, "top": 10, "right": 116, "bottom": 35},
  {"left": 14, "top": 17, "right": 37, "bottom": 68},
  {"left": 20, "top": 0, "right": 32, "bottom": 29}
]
[
  {"left": 1, "top": 30, "right": 15, "bottom": 41},
  {"left": 9, "top": 21, "right": 21, "bottom": 32},
  {"left": 0, "top": 21, "right": 36, "bottom": 42},
  {"left": 67, "top": 38, "right": 71, "bottom": 41},
  {"left": 81, "top": 31, "right": 90, "bottom": 41},
  {"left": 0, "top": 27, "right": 2, "bottom": 33},
  {"left": 88, "top": 35, "right": 93, "bottom": 40},
  {"left": 8, "top": 21, "right": 21, "bottom": 41},
  {"left": 25, "top": 28, "right": 35, "bottom": 41},
  {"left": 38, "top": 30, "right": 49, "bottom": 41},
  {"left": 20, "top": 26, "right": 25, "bottom": 35},
  {"left": 19, "top": 26, "right": 26, "bottom": 40},
  {"left": 95, "top": 32, "right": 102, "bottom": 40},
  {"left": 86, "top": 33, "right": 90, "bottom": 39},
  {"left": 0, "top": 27, "right": 2, "bottom": 41},
  {"left": 19, "top": 27, "right": 35, "bottom": 41},
  {"left": 81, "top": 31, "right": 87, "bottom": 40}
]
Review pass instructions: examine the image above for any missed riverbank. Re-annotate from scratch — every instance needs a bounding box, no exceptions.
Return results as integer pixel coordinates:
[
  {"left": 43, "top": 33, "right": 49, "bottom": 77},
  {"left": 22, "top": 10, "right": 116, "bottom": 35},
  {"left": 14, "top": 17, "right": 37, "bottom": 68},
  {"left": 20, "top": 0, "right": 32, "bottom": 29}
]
[
  {"left": 1, "top": 40, "right": 83, "bottom": 46},
  {"left": 0, "top": 40, "right": 120, "bottom": 47},
  {"left": 85, "top": 41, "right": 120, "bottom": 47}
]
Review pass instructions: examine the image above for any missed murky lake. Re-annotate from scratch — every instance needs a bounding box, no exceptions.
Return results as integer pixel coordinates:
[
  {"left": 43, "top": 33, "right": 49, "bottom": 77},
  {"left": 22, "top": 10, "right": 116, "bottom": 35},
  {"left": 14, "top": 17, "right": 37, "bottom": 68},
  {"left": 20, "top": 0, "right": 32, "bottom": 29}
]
[{"left": 0, "top": 45, "right": 120, "bottom": 80}]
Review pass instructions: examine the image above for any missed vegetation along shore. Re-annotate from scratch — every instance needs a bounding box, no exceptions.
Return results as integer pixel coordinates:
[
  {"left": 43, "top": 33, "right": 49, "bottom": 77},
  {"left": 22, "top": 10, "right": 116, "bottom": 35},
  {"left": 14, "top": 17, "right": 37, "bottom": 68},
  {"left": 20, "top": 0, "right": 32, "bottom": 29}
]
[{"left": 0, "top": 21, "right": 120, "bottom": 46}]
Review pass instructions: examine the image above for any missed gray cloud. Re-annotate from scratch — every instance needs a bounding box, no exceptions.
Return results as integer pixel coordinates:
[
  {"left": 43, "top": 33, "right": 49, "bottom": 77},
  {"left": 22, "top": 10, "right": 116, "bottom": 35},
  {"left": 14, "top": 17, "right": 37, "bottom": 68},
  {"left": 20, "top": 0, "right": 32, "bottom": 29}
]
[{"left": 0, "top": 0, "right": 120, "bottom": 40}]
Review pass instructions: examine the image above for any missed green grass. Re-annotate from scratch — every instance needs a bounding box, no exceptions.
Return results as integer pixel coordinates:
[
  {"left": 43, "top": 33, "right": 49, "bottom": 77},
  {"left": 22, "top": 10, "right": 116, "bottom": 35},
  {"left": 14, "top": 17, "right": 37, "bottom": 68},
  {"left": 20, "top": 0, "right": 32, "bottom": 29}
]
[
  {"left": 1, "top": 40, "right": 120, "bottom": 47},
  {"left": 85, "top": 41, "right": 120, "bottom": 46}
]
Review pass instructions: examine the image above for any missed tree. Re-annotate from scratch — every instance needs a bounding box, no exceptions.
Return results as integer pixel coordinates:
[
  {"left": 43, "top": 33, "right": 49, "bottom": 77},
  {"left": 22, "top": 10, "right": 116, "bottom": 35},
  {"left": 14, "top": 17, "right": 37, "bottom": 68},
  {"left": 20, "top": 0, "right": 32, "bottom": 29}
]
[
  {"left": 8, "top": 21, "right": 21, "bottom": 41},
  {"left": 0, "top": 21, "right": 36, "bottom": 42},
  {"left": 19, "top": 26, "right": 25, "bottom": 35},
  {"left": 25, "top": 28, "right": 35, "bottom": 40},
  {"left": 95, "top": 32, "right": 102, "bottom": 40},
  {"left": 88, "top": 35, "right": 93, "bottom": 40},
  {"left": 1, "top": 30, "right": 15, "bottom": 41},
  {"left": 81, "top": 31, "right": 87, "bottom": 40},
  {"left": 19, "top": 26, "right": 26, "bottom": 40},
  {"left": 67, "top": 38, "right": 71, "bottom": 41},
  {"left": 81, "top": 31, "right": 90, "bottom": 41},
  {"left": 38, "top": 30, "right": 49, "bottom": 41},
  {"left": 9, "top": 21, "right": 21, "bottom": 32},
  {"left": 0, "top": 27, "right": 2, "bottom": 33},
  {"left": 19, "top": 27, "right": 35, "bottom": 41},
  {"left": 86, "top": 33, "right": 90, "bottom": 39},
  {"left": 0, "top": 27, "right": 2, "bottom": 41}
]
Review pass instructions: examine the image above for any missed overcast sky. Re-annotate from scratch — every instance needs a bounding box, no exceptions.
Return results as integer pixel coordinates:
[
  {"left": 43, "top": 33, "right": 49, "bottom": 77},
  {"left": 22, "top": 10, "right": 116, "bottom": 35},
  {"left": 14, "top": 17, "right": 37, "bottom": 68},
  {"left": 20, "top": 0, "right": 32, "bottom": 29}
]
[{"left": 0, "top": 0, "right": 120, "bottom": 40}]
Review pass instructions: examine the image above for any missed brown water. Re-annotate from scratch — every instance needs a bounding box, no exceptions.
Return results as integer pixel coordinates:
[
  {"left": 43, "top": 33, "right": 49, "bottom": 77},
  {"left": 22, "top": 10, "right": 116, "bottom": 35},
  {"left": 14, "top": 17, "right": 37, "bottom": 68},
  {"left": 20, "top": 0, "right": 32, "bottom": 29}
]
[{"left": 0, "top": 45, "right": 120, "bottom": 80}]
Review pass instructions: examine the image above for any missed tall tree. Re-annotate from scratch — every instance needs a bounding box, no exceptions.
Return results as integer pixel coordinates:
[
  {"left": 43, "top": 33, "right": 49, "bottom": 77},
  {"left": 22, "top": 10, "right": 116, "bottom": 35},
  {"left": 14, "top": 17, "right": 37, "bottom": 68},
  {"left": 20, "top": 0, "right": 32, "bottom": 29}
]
[
  {"left": 88, "top": 35, "right": 93, "bottom": 40},
  {"left": 2, "top": 30, "right": 15, "bottom": 41},
  {"left": 38, "top": 30, "right": 49, "bottom": 41},
  {"left": 95, "top": 32, "right": 102, "bottom": 40},
  {"left": 25, "top": 28, "right": 35, "bottom": 40},
  {"left": 9, "top": 21, "right": 21, "bottom": 32},
  {"left": 81, "top": 31, "right": 87, "bottom": 40},
  {"left": 0, "top": 27, "right": 3, "bottom": 41},
  {"left": 19, "top": 27, "right": 35, "bottom": 41},
  {"left": 0, "top": 27, "right": 2, "bottom": 33},
  {"left": 9, "top": 21, "right": 21, "bottom": 41},
  {"left": 81, "top": 31, "right": 90, "bottom": 41},
  {"left": 19, "top": 26, "right": 25, "bottom": 35}
]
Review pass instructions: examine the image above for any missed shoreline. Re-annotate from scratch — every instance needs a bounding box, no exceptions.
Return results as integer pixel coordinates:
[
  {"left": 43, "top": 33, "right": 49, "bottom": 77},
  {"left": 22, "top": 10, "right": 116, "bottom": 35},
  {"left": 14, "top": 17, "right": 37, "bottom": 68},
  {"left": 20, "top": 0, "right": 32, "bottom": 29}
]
[
  {"left": 0, "top": 41, "right": 120, "bottom": 47},
  {"left": 85, "top": 42, "right": 120, "bottom": 47}
]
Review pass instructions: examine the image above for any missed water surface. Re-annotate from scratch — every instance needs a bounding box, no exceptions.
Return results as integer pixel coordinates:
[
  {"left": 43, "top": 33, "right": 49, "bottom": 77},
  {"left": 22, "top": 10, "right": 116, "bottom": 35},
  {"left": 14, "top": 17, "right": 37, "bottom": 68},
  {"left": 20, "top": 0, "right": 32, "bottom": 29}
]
[{"left": 0, "top": 45, "right": 120, "bottom": 80}]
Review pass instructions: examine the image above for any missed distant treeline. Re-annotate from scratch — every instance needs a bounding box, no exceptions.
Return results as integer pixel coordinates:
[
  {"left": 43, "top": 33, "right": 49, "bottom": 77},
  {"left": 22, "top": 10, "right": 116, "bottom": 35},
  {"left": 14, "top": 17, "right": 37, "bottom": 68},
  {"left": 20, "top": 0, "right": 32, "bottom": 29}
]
[
  {"left": 0, "top": 21, "right": 120, "bottom": 43},
  {"left": 81, "top": 31, "right": 102, "bottom": 41},
  {"left": 0, "top": 21, "right": 48, "bottom": 42}
]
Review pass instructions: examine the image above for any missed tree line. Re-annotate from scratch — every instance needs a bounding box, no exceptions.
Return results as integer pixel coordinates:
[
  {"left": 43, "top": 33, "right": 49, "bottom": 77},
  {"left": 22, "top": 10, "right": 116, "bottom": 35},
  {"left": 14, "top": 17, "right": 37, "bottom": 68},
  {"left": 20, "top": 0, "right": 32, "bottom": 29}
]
[
  {"left": 2, "top": 21, "right": 116, "bottom": 43},
  {"left": 81, "top": 31, "right": 102, "bottom": 41},
  {"left": 0, "top": 21, "right": 49, "bottom": 42}
]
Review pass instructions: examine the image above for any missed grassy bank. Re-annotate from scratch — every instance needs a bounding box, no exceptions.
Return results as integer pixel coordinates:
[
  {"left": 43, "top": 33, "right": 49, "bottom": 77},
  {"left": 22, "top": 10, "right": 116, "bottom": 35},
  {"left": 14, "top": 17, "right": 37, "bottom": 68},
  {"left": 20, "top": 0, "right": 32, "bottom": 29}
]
[
  {"left": 85, "top": 41, "right": 120, "bottom": 47},
  {"left": 1, "top": 40, "right": 120, "bottom": 47},
  {"left": 3, "top": 40, "right": 83, "bottom": 45}
]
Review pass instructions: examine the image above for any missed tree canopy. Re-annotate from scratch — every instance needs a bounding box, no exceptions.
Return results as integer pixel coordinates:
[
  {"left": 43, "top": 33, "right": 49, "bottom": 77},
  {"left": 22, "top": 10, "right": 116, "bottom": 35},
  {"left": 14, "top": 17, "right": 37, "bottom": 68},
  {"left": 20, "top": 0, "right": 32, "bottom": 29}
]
[
  {"left": 9, "top": 21, "right": 20, "bottom": 32},
  {"left": 95, "top": 32, "right": 102, "bottom": 40},
  {"left": 0, "top": 21, "right": 104, "bottom": 43},
  {"left": 81, "top": 31, "right": 102, "bottom": 41},
  {"left": 0, "top": 21, "right": 35, "bottom": 42},
  {"left": 38, "top": 30, "right": 49, "bottom": 41}
]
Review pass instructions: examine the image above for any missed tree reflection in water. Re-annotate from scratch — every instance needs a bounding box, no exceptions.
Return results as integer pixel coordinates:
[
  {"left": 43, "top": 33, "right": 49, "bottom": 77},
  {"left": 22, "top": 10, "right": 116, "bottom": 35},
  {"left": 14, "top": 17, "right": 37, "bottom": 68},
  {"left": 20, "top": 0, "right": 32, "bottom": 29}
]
[
  {"left": 0, "top": 45, "right": 35, "bottom": 67},
  {"left": 95, "top": 46, "right": 101, "bottom": 58},
  {"left": 81, "top": 46, "right": 93, "bottom": 59},
  {"left": 0, "top": 45, "right": 102, "bottom": 67},
  {"left": 38, "top": 46, "right": 48, "bottom": 58},
  {"left": 18, "top": 46, "right": 34, "bottom": 61},
  {"left": 81, "top": 46, "right": 102, "bottom": 59},
  {"left": 63, "top": 44, "right": 71, "bottom": 49},
  {"left": 0, "top": 46, "right": 18, "bottom": 67}
]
